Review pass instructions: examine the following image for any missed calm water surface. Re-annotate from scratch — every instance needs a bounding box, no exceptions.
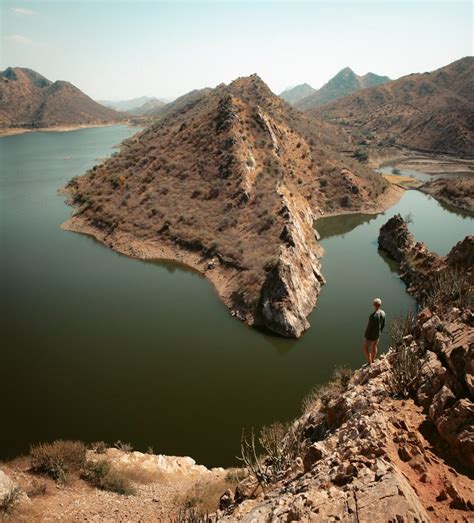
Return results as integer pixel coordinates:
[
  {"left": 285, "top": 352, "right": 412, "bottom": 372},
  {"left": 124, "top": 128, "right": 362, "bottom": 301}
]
[{"left": 1, "top": 126, "right": 472, "bottom": 466}]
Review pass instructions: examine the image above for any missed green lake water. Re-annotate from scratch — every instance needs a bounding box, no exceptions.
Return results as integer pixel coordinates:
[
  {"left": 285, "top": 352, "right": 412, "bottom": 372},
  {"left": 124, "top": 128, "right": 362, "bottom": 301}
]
[{"left": 1, "top": 126, "right": 472, "bottom": 466}]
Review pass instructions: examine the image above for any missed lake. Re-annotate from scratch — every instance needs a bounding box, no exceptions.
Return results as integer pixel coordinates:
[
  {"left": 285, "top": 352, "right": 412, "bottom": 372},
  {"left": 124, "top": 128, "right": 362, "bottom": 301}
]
[{"left": 1, "top": 126, "right": 472, "bottom": 467}]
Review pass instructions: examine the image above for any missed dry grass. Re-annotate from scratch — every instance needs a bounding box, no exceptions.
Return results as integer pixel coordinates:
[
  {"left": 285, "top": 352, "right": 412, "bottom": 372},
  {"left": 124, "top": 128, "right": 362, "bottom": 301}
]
[
  {"left": 174, "top": 474, "right": 240, "bottom": 516},
  {"left": 302, "top": 366, "right": 353, "bottom": 415}
]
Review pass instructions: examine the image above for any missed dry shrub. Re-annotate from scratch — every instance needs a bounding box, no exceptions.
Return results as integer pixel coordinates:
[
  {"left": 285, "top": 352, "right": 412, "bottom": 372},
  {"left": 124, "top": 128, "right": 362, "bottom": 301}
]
[
  {"left": 30, "top": 440, "right": 86, "bottom": 483},
  {"left": 89, "top": 441, "right": 108, "bottom": 454},
  {"left": 387, "top": 345, "right": 423, "bottom": 399},
  {"left": 82, "top": 460, "right": 135, "bottom": 495},
  {"left": 174, "top": 474, "right": 239, "bottom": 516},
  {"left": 114, "top": 440, "right": 133, "bottom": 453},
  {"left": 389, "top": 310, "right": 417, "bottom": 349},
  {"left": 238, "top": 421, "right": 302, "bottom": 486}
]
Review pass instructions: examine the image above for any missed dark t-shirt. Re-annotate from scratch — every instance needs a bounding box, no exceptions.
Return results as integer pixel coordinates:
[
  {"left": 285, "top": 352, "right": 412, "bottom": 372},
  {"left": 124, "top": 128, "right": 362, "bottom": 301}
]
[{"left": 365, "top": 309, "right": 386, "bottom": 341}]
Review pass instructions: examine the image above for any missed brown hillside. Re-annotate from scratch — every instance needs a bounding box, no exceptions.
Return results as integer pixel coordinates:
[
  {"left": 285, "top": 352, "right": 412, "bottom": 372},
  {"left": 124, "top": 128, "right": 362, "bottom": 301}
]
[
  {"left": 312, "top": 57, "right": 474, "bottom": 156},
  {"left": 0, "top": 67, "right": 124, "bottom": 129},
  {"left": 295, "top": 67, "right": 390, "bottom": 110},
  {"left": 63, "top": 74, "right": 395, "bottom": 337}
]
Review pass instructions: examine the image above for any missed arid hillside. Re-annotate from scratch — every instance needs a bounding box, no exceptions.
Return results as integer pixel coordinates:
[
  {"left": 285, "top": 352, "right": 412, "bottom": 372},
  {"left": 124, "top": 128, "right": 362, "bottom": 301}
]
[
  {"left": 63, "top": 74, "right": 395, "bottom": 337},
  {"left": 294, "top": 67, "right": 390, "bottom": 110},
  {"left": 312, "top": 57, "right": 474, "bottom": 156},
  {"left": 0, "top": 67, "right": 123, "bottom": 129}
]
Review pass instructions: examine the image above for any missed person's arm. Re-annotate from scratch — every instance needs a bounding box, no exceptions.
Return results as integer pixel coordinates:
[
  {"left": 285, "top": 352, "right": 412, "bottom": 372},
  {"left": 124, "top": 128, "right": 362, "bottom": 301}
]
[{"left": 381, "top": 313, "right": 386, "bottom": 333}]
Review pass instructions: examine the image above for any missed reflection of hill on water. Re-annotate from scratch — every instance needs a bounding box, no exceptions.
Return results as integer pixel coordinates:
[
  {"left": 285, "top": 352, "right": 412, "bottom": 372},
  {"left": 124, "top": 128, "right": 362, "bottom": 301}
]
[{"left": 315, "top": 213, "right": 376, "bottom": 240}]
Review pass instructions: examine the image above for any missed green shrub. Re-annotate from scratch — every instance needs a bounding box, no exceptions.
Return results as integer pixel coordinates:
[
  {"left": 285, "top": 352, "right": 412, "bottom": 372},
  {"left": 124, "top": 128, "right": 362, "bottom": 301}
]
[
  {"left": 82, "top": 460, "right": 135, "bottom": 495},
  {"left": 30, "top": 440, "right": 86, "bottom": 482}
]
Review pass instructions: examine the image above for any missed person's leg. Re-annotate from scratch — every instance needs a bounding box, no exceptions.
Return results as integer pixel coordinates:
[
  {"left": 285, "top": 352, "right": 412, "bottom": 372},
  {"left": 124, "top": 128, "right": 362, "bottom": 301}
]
[
  {"left": 363, "top": 338, "right": 371, "bottom": 364},
  {"left": 370, "top": 339, "right": 378, "bottom": 363}
]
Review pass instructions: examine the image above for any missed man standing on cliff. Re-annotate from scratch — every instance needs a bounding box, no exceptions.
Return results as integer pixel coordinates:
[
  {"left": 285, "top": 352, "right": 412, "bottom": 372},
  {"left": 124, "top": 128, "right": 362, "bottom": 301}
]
[{"left": 363, "top": 298, "right": 385, "bottom": 365}]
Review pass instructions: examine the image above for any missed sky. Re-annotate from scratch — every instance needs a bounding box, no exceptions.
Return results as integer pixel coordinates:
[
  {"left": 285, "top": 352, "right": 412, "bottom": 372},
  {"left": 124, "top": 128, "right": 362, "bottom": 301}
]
[{"left": 1, "top": 1, "right": 472, "bottom": 101}]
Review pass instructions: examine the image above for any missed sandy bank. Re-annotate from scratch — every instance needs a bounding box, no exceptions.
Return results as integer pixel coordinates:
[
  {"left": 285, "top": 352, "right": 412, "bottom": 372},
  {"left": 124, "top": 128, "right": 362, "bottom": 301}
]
[{"left": 0, "top": 122, "right": 132, "bottom": 138}]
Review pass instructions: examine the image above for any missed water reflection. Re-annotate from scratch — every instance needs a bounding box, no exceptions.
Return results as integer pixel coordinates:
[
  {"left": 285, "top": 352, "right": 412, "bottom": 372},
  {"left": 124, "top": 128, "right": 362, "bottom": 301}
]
[{"left": 316, "top": 213, "right": 376, "bottom": 240}]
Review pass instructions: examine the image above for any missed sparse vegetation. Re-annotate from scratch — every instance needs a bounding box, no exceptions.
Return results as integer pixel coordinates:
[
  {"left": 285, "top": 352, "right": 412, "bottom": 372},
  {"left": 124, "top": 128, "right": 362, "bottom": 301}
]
[
  {"left": 424, "top": 267, "right": 472, "bottom": 311},
  {"left": 302, "top": 366, "right": 353, "bottom": 414}
]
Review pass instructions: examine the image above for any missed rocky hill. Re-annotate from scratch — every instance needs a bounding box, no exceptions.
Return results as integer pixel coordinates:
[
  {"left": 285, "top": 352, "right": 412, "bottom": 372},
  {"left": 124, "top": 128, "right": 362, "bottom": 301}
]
[
  {"left": 420, "top": 177, "right": 474, "bottom": 213},
  {"left": 0, "top": 67, "right": 124, "bottom": 130},
  {"left": 280, "top": 83, "right": 316, "bottom": 105},
  {"left": 312, "top": 57, "right": 474, "bottom": 156},
  {"left": 131, "top": 98, "right": 167, "bottom": 116},
  {"left": 62, "top": 74, "right": 396, "bottom": 338},
  {"left": 294, "top": 67, "right": 390, "bottom": 110}
]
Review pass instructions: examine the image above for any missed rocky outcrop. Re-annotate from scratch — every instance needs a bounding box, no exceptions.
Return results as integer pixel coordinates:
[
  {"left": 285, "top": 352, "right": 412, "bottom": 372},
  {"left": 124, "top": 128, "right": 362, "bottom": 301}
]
[
  {"left": 378, "top": 215, "right": 473, "bottom": 468},
  {"left": 222, "top": 362, "right": 426, "bottom": 522},
  {"left": 378, "top": 214, "right": 473, "bottom": 302},
  {"left": 260, "top": 185, "right": 325, "bottom": 337}
]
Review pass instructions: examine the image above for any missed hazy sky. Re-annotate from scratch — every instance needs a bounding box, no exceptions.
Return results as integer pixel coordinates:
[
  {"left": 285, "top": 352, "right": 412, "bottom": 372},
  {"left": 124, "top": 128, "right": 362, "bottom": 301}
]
[{"left": 1, "top": 1, "right": 472, "bottom": 101}]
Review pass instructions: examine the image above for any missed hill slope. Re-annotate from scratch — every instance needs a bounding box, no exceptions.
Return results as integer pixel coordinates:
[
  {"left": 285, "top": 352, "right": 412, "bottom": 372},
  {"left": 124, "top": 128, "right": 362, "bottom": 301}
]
[
  {"left": 0, "top": 67, "right": 123, "bottom": 129},
  {"left": 280, "top": 83, "right": 316, "bottom": 105},
  {"left": 312, "top": 57, "right": 474, "bottom": 155},
  {"left": 130, "top": 98, "right": 167, "bottom": 116},
  {"left": 295, "top": 67, "right": 390, "bottom": 110},
  {"left": 63, "top": 74, "right": 395, "bottom": 337}
]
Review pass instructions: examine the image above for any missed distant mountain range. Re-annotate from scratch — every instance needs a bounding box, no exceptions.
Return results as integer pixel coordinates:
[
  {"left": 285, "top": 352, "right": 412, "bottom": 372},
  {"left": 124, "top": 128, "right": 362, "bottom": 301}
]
[
  {"left": 281, "top": 68, "right": 391, "bottom": 110},
  {"left": 97, "top": 96, "right": 168, "bottom": 116},
  {"left": 0, "top": 67, "right": 123, "bottom": 129},
  {"left": 313, "top": 57, "right": 474, "bottom": 155}
]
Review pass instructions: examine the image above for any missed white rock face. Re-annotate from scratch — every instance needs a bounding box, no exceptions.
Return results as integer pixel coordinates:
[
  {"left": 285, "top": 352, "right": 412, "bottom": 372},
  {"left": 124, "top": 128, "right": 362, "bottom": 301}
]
[
  {"left": 260, "top": 184, "right": 325, "bottom": 337},
  {"left": 93, "top": 449, "right": 222, "bottom": 477},
  {"left": 0, "top": 469, "right": 14, "bottom": 503}
]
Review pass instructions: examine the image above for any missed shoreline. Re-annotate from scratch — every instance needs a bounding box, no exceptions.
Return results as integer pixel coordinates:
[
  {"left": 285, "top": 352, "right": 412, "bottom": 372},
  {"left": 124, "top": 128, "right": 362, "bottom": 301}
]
[{"left": 0, "top": 121, "right": 134, "bottom": 138}]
